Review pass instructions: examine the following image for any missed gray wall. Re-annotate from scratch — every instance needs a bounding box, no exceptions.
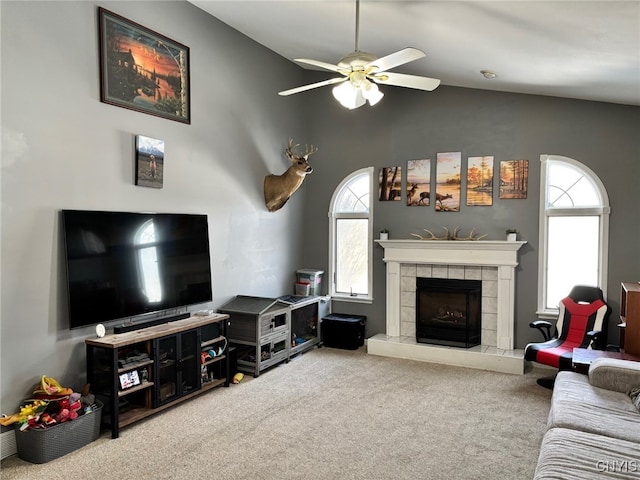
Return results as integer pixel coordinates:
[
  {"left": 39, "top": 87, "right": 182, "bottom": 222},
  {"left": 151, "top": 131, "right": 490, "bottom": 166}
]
[
  {"left": 1, "top": 0, "right": 639, "bottom": 420},
  {"left": 298, "top": 79, "right": 640, "bottom": 347},
  {"left": 0, "top": 1, "right": 308, "bottom": 413}
]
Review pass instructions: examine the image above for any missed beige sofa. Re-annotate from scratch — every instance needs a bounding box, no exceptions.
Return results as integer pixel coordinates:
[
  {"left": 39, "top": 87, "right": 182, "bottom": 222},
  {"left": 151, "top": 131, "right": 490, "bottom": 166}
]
[{"left": 534, "top": 358, "right": 640, "bottom": 479}]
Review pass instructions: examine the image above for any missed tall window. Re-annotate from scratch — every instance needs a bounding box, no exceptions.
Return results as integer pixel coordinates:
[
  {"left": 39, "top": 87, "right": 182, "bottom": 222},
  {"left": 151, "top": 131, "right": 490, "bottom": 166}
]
[
  {"left": 329, "top": 167, "right": 374, "bottom": 303},
  {"left": 538, "top": 155, "right": 610, "bottom": 315}
]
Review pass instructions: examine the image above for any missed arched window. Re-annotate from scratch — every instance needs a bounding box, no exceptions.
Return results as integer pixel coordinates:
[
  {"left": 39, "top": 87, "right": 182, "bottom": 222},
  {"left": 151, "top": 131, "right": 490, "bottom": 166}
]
[
  {"left": 328, "top": 167, "right": 374, "bottom": 302},
  {"left": 135, "top": 219, "right": 162, "bottom": 303},
  {"left": 538, "top": 155, "right": 610, "bottom": 315}
]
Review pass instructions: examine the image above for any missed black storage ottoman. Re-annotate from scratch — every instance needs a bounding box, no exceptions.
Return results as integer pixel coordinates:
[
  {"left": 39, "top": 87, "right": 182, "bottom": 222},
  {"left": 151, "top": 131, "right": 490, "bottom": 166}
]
[{"left": 321, "top": 314, "right": 366, "bottom": 350}]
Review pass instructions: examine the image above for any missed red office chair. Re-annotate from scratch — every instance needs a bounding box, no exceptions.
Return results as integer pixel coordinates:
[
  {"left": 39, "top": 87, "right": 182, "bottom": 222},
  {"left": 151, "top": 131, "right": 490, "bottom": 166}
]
[{"left": 525, "top": 285, "right": 611, "bottom": 387}]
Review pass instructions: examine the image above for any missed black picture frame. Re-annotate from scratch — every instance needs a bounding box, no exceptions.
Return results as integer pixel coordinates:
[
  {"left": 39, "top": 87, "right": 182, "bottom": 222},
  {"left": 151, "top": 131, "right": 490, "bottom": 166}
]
[
  {"left": 135, "top": 135, "right": 165, "bottom": 189},
  {"left": 98, "top": 7, "right": 191, "bottom": 124}
]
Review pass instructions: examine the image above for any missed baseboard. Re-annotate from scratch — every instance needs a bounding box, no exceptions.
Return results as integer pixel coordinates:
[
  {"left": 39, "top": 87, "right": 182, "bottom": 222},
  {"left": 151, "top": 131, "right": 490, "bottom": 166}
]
[{"left": 1, "top": 429, "right": 17, "bottom": 460}]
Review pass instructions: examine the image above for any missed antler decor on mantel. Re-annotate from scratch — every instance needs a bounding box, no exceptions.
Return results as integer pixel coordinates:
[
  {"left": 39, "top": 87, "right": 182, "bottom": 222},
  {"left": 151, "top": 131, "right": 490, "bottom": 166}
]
[{"left": 411, "top": 226, "right": 488, "bottom": 241}]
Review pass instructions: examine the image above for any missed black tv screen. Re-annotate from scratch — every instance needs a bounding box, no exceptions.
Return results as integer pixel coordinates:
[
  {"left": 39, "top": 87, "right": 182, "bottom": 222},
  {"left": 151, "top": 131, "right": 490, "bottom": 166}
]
[{"left": 62, "top": 210, "right": 213, "bottom": 329}]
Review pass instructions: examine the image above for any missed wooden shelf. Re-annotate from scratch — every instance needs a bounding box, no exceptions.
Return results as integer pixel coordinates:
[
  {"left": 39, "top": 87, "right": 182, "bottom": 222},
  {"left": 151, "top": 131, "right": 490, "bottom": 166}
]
[
  {"left": 201, "top": 335, "right": 226, "bottom": 348},
  {"left": 117, "top": 359, "right": 153, "bottom": 374},
  {"left": 118, "top": 381, "right": 154, "bottom": 398},
  {"left": 86, "top": 313, "right": 229, "bottom": 349},
  {"left": 202, "top": 354, "right": 226, "bottom": 367},
  {"left": 118, "top": 406, "right": 155, "bottom": 428},
  {"left": 201, "top": 378, "right": 226, "bottom": 390}
]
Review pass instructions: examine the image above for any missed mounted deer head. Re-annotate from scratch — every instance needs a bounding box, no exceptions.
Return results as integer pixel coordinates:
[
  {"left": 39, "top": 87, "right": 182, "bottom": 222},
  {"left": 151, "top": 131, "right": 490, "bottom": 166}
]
[{"left": 264, "top": 138, "right": 317, "bottom": 212}]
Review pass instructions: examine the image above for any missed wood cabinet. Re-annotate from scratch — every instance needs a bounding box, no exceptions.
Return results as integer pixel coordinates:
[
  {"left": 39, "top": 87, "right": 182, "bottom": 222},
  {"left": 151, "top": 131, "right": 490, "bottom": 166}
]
[
  {"left": 219, "top": 296, "right": 290, "bottom": 377},
  {"left": 620, "top": 282, "right": 640, "bottom": 356},
  {"left": 220, "top": 295, "right": 330, "bottom": 377},
  {"left": 86, "top": 314, "right": 229, "bottom": 438}
]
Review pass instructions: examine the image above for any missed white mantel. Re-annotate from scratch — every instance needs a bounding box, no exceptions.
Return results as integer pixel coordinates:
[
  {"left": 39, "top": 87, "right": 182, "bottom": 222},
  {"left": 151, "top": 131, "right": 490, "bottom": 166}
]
[{"left": 369, "top": 240, "right": 526, "bottom": 374}]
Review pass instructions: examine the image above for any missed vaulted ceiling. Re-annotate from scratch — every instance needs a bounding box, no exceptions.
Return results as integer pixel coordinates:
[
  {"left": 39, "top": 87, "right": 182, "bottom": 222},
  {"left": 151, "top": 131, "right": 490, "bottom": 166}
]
[{"left": 191, "top": 1, "right": 640, "bottom": 106}]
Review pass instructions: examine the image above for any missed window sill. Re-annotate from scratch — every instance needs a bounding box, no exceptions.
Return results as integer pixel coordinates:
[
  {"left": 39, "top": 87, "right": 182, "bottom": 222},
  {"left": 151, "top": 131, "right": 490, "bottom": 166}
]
[{"left": 331, "top": 294, "right": 373, "bottom": 305}]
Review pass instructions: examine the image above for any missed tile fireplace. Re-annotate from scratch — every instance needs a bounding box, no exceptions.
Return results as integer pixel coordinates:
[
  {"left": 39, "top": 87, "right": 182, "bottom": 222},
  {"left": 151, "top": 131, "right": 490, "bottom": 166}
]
[{"left": 368, "top": 239, "right": 526, "bottom": 374}]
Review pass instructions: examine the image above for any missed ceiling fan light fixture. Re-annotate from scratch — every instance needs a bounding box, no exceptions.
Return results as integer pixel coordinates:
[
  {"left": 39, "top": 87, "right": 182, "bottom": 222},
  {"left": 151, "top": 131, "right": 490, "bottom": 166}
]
[
  {"left": 283, "top": 0, "right": 439, "bottom": 106},
  {"left": 332, "top": 77, "right": 382, "bottom": 109},
  {"left": 332, "top": 81, "right": 365, "bottom": 109},
  {"left": 363, "top": 81, "right": 384, "bottom": 106}
]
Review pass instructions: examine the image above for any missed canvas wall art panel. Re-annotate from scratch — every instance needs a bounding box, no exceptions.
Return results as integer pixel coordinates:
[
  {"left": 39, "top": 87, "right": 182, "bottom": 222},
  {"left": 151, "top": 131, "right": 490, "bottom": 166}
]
[
  {"left": 435, "top": 152, "right": 461, "bottom": 211},
  {"left": 466, "top": 156, "right": 494, "bottom": 206},
  {"left": 500, "top": 160, "right": 529, "bottom": 199},
  {"left": 379, "top": 166, "right": 402, "bottom": 201},
  {"left": 406, "top": 159, "right": 431, "bottom": 206}
]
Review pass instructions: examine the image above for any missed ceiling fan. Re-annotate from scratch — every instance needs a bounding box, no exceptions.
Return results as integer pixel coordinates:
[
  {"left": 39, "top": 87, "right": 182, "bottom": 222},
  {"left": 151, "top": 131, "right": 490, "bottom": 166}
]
[{"left": 278, "top": 0, "right": 440, "bottom": 109}]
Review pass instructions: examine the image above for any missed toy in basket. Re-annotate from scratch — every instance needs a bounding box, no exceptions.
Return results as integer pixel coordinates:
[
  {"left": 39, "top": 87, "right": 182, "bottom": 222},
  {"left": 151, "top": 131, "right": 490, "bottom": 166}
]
[{"left": 1, "top": 376, "right": 103, "bottom": 463}]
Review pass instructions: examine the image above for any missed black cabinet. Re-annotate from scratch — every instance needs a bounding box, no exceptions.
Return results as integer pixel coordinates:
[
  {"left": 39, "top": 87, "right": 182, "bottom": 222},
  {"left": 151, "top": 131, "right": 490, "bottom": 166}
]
[
  {"left": 155, "top": 329, "right": 200, "bottom": 406},
  {"left": 86, "top": 314, "right": 229, "bottom": 438}
]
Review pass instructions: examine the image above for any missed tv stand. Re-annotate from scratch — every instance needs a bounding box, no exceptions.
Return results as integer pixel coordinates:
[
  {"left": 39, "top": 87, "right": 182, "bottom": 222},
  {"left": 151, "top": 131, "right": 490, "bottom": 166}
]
[
  {"left": 113, "top": 312, "right": 191, "bottom": 334},
  {"left": 86, "top": 313, "right": 230, "bottom": 438}
]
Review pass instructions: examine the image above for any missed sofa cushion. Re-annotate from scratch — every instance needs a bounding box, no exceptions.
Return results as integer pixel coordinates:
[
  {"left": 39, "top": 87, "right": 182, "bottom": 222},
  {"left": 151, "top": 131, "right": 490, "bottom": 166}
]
[
  {"left": 534, "top": 427, "right": 640, "bottom": 479},
  {"left": 589, "top": 358, "right": 640, "bottom": 393},
  {"left": 548, "top": 371, "right": 640, "bottom": 443}
]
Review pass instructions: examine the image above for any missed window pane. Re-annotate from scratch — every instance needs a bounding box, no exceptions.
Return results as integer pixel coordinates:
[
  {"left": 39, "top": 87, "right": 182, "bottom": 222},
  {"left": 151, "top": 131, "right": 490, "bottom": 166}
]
[
  {"left": 336, "top": 218, "right": 368, "bottom": 295},
  {"left": 335, "top": 176, "right": 370, "bottom": 213},
  {"left": 545, "top": 216, "right": 599, "bottom": 309},
  {"left": 548, "top": 163, "right": 601, "bottom": 207}
]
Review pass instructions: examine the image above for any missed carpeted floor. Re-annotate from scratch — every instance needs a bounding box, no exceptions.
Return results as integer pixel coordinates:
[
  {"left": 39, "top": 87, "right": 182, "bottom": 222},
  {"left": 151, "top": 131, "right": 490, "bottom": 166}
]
[{"left": 1, "top": 347, "right": 551, "bottom": 479}]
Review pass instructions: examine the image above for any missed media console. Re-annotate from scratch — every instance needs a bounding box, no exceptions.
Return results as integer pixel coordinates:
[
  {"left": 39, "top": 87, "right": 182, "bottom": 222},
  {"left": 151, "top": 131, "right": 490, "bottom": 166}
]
[{"left": 85, "top": 313, "right": 230, "bottom": 438}]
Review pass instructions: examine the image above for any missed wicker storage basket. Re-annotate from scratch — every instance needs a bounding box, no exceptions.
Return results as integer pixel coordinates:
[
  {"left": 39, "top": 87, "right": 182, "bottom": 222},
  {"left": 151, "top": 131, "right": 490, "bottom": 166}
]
[{"left": 14, "top": 401, "right": 103, "bottom": 464}]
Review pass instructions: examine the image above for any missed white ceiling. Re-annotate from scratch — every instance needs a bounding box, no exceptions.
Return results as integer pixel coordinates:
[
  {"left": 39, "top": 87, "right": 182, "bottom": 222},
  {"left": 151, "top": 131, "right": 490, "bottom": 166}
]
[{"left": 190, "top": 0, "right": 640, "bottom": 106}]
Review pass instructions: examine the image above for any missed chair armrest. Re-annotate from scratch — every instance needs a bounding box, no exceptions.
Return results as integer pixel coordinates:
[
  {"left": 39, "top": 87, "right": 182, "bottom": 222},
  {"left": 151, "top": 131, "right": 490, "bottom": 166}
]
[
  {"left": 589, "top": 358, "right": 640, "bottom": 393},
  {"left": 529, "top": 320, "right": 553, "bottom": 341},
  {"left": 586, "top": 330, "right": 605, "bottom": 350}
]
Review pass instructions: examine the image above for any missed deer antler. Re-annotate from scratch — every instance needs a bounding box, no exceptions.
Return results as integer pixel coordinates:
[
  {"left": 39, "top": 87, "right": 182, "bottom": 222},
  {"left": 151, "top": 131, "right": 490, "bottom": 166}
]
[
  {"left": 286, "top": 138, "right": 318, "bottom": 159},
  {"left": 304, "top": 144, "right": 318, "bottom": 157},
  {"left": 411, "top": 227, "right": 451, "bottom": 240},
  {"left": 412, "top": 226, "right": 488, "bottom": 241},
  {"left": 455, "top": 228, "right": 488, "bottom": 241}
]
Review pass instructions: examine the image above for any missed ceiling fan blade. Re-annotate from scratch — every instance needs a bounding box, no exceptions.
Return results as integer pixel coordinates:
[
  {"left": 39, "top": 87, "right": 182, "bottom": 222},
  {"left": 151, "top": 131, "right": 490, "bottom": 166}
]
[
  {"left": 278, "top": 77, "right": 347, "bottom": 96},
  {"left": 294, "top": 58, "right": 343, "bottom": 73},
  {"left": 371, "top": 72, "right": 440, "bottom": 91},
  {"left": 365, "top": 47, "right": 426, "bottom": 73}
]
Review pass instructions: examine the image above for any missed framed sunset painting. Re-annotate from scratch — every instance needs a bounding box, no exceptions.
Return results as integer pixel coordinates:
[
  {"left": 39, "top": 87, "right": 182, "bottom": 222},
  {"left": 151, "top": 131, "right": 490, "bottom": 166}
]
[{"left": 99, "top": 8, "right": 190, "bottom": 123}]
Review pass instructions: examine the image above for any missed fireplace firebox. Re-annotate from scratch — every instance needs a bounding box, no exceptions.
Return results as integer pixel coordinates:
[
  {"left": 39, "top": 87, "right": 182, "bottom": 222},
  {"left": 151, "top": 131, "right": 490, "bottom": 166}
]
[{"left": 416, "top": 277, "right": 481, "bottom": 348}]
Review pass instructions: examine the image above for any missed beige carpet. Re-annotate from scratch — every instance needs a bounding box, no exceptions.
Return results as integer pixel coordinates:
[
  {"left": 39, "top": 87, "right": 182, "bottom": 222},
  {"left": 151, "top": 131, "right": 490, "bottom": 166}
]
[{"left": 1, "top": 347, "right": 551, "bottom": 479}]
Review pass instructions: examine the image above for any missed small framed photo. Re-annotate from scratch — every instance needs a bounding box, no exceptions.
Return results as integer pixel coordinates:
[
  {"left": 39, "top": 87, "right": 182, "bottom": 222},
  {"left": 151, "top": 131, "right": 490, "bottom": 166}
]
[
  {"left": 119, "top": 370, "right": 141, "bottom": 390},
  {"left": 135, "top": 135, "right": 164, "bottom": 188},
  {"left": 98, "top": 7, "right": 190, "bottom": 123}
]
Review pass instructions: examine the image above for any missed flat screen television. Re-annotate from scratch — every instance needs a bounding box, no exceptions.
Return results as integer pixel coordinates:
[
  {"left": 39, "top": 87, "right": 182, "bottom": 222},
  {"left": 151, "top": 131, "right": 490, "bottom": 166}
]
[{"left": 62, "top": 209, "right": 213, "bottom": 329}]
